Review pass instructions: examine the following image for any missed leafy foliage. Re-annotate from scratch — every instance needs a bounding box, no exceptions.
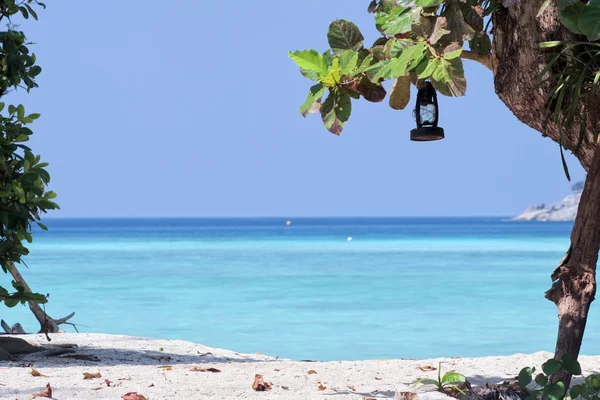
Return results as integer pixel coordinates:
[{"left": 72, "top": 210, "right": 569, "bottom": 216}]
[
  {"left": 518, "top": 355, "right": 582, "bottom": 400},
  {"left": 414, "top": 363, "right": 467, "bottom": 395},
  {"left": 0, "top": 0, "right": 57, "bottom": 307},
  {"left": 558, "top": 0, "right": 600, "bottom": 41},
  {"left": 289, "top": 0, "right": 494, "bottom": 134}
]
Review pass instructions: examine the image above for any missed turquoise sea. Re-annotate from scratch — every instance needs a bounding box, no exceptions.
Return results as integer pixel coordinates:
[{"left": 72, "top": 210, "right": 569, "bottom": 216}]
[{"left": 3, "top": 218, "right": 597, "bottom": 361}]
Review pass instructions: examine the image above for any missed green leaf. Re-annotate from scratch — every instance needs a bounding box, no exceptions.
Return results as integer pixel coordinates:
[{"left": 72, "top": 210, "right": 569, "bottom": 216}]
[
  {"left": 321, "top": 90, "right": 352, "bottom": 135},
  {"left": 538, "top": 0, "right": 552, "bottom": 16},
  {"left": 519, "top": 367, "right": 534, "bottom": 389},
  {"left": 19, "top": 6, "right": 28, "bottom": 19},
  {"left": 300, "top": 84, "right": 326, "bottom": 117},
  {"left": 4, "top": 297, "right": 19, "bottom": 308},
  {"left": 389, "top": 76, "right": 411, "bottom": 110},
  {"left": 579, "top": 1, "right": 600, "bottom": 40},
  {"left": 535, "top": 373, "right": 549, "bottom": 387},
  {"left": 8, "top": 105, "right": 16, "bottom": 115},
  {"left": 392, "top": 42, "right": 427, "bottom": 77},
  {"left": 327, "top": 20, "right": 365, "bottom": 52},
  {"left": 339, "top": 50, "right": 359, "bottom": 75},
  {"left": 561, "top": 354, "right": 582, "bottom": 375},
  {"left": 443, "top": 43, "right": 463, "bottom": 60},
  {"left": 442, "top": 372, "right": 466, "bottom": 385},
  {"left": 289, "top": 50, "right": 329, "bottom": 80},
  {"left": 560, "top": 2, "right": 585, "bottom": 34},
  {"left": 416, "top": 57, "right": 440, "bottom": 79},
  {"left": 17, "top": 104, "right": 24, "bottom": 120},
  {"left": 542, "top": 359, "right": 564, "bottom": 376},
  {"left": 320, "top": 58, "right": 341, "bottom": 87},
  {"left": 431, "top": 58, "right": 467, "bottom": 97},
  {"left": 570, "top": 384, "right": 583, "bottom": 399},
  {"left": 415, "top": 0, "right": 444, "bottom": 7},
  {"left": 377, "top": 7, "right": 413, "bottom": 35},
  {"left": 28, "top": 113, "right": 41, "bottom": 120},
  {"left": 543, "top": 382, "right": 567, "bottom": 400}
]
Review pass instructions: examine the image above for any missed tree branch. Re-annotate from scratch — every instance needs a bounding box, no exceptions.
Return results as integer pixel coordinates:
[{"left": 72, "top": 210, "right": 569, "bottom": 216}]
[{"left": 461, "top": 50, "right": 493, "bottom": 72}]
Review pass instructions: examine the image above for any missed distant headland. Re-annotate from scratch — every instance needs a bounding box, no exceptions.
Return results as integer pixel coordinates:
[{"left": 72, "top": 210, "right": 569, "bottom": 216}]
[{"left": 512, "top": 181, "right": 584, "bottom": 221}]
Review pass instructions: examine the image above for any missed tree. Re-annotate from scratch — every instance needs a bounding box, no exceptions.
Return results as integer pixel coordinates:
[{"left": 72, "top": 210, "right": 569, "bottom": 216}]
[
  {"left": 0, "top": 1, "right": 74, "bottom": 337},
  {"left": 289, "top": 0, "right": 600, "bottom": 388}
]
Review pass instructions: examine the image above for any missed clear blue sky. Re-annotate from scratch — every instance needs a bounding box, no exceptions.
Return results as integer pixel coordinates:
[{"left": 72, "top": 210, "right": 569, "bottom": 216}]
[{"left": 14, "top": 1, "right": 585, "bottom": 217}]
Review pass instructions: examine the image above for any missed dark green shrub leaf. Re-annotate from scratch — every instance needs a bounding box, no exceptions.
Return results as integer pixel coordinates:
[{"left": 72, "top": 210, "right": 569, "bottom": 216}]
[
  {"left": 570, "top": 384, "right": 582, "bottom": 399},
  {"left": 519, "top": 367, "right": 534, "bottom": 389},
  {"left": 543, "top": 382, "right": 566, "bottom": 400},
  {"left": 559, "top": 2, "right": 585, "bottom": 34},
  {"left": 327, "top": 20, "right": 364, "bottom": 52},
  {"left": 542, "top": 359, "right": 564, "bottom": 376},
  {"left": 561, "top": 354, "right": 582, "bottom": 375},
  {"left": 535, "top": 373, "right": 549, "bottom": 387},
  {"left": 579, "top": 1, "right": 600, "bottom": 41}
]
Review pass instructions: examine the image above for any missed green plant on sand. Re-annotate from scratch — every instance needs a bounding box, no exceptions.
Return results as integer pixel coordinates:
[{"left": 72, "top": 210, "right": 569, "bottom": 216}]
[{"left": 415, "top": 363, "right": 467, "bottom": 395}]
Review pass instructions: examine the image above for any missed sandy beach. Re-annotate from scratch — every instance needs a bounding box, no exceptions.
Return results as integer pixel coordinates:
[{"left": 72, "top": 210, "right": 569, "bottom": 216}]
[{"left": 0, "top": 334, "right": 598, "bottom": 400}]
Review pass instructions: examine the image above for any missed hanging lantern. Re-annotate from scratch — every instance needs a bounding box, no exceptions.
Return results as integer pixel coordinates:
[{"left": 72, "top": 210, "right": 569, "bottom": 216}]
[{"left": 411, "top": 81, "right": 445, "bottom": 142}]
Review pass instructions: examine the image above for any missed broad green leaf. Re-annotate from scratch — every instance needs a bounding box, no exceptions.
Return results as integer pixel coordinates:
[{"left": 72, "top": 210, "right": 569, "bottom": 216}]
[
  {"left": 321, "top": 90, "right": 352, "bottom": 135},
  {"left": 371, "top": 59, "right": 394, "bottom": 80},
  {"left": 543, "top": 382, "right": 566, "bottom": 400},
  {"left": 430, "top": 17, "right": 451, "bottom": 45},
  {"left": 559, "top": 2, "right": 585, "bottom": 34},
  {"left": 289, "top": 50, "right": 329, "bottom": 80},
  {"left": 542, "top": 359, "right": 563, "bottom": 376},
  {"left": 442, "top": 372, "right": 466, "bottom": 385},
  {"left": 416, "top": 57, "right": 440, "bottom": 79},
  {"left": 0, "top": 102, "right": 5, "bottom": 112},
  {"left": 391, "top": 42, "right": 427, "bottom": 77},
  {"left": 579, "top": 1, "right": 600, "bottom": 40},
  {"left": 561, "top": 354, "right": 582, "bottom": 375},
  {"left": 535, "top": 373, "right": 549, "bottom": 386},
  {"left": 4, "top": 298, "right": 19, "bottom": 308},
  {"left": 17, "top": 104, "right": 24, "bottom": 120},
  {"left": 431, "top": 58, "right": 467, "bottom": 97},
  {"left": 300, "top": 84, "right": 326, "bottom": 117},
  {"left": 443, "top": 43, "right": 463, "bottom": 60},
  {"left": 570, "top": 384, "right": 582, "bottom": 399},
  {"left": 339, "top": 50, "right": 359, "bottom": 75},
  {"left": 415, "top": 0, "right": 443, "bottom": 7},
  {"left": 327, "top": 20, "right": 365, "bottom": 52},
  {"left": 518, "top": 367, "right": 534, "bottom": 389},
  {"left": 321, "top": 58, "right": 341, "bottom": 87},
  {"left": 377, "top": 7, "right": 413, "bottom": 35},
  {"left": 389, "top": 76, "right": 411, "bottom": 110}
]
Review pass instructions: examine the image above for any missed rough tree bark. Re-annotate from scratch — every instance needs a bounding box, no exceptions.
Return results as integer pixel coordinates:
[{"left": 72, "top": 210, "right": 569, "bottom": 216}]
[{"left": 491, "top": 0, "right": 600, "bottom": 387}]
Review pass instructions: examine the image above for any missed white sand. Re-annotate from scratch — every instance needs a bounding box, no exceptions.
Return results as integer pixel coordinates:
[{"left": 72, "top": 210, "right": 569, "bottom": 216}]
[{"left": 0, "top": 333, "right": 599, "bottom": 400}]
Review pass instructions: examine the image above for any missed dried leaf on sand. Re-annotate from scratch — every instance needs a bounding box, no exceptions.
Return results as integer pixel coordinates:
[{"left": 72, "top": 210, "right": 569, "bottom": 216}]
[
  {"left": 122, "top": 392, "right": 148, "bottom": 400},
  {"left": 396, "top": 393, "right": 418, "bottom": 400},
  {"left": 31, "top": 368, "right": 49, "bottom": 377},
  {"left": 252, "top": 374, "right": 272, "bottom": 391},
  {"left": 417, "top": 365, "right": 437, "bottom": 372},
  {"left": 318, "top": 384, "right": 327, "bottom": 391},
  {"left": 83, "top": 372, "right": 102, "bottom": 379},
  {"left": 32, "top": 383, "right": 52, "bottom": 398},
  {"left": 190, "top": 367, "right": 221, "bottom": 373},
  {"left": 307, "top": 370, "right": 317, "bottom": 375}
]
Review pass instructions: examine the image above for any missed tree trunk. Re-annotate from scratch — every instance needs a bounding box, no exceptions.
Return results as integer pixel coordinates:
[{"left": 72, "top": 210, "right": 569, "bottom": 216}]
[
  {"left": 7, "top": 263, "right": 75, "bottom": 335},
  {"left": 545, "top": 143, "right": 600, "bottom": 387},
  {"left": 492, "top": 0, "right": 600, "bottom": 387}
]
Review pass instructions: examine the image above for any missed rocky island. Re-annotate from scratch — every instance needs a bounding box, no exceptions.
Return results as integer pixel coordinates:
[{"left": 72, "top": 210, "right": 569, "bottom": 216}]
[{"left": 512, "top": 181, "right": 583, "bottom": 221}]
